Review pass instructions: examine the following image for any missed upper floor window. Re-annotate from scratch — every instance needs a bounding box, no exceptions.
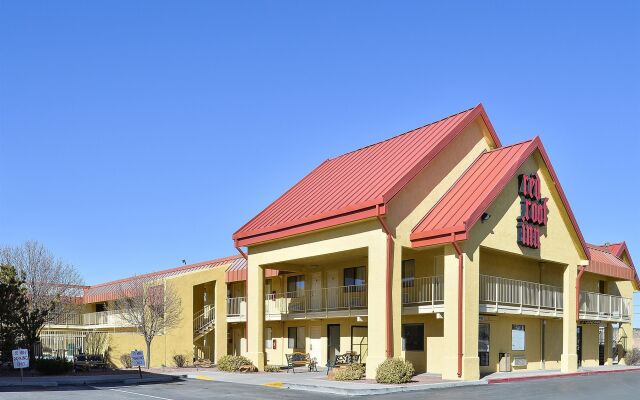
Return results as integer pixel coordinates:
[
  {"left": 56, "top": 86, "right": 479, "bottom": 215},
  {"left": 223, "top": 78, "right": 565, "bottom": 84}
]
[
  {"left": 344, "top": 266, "right": 366, "bottom": 287},
  {"left": 287, "top": 275, "right": 305, "bottom": 293}
]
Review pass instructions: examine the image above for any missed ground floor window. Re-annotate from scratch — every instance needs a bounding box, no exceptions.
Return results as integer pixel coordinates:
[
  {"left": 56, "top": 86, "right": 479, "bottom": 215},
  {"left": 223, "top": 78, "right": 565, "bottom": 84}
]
[
  {"left": 512, "top": 324, "right": 525, "bottom": 351},
  {"left": 265, "top": 327, "right": 273, "bottom": 349},
  {"left": 288, "top": 326, "right": 305, "bottom": 349},
  {"left": 479, "top": 323, "right": 490, "bottom": 366},
  {"left": 402, "top": 323, "right": 424, "bottom": 351}
]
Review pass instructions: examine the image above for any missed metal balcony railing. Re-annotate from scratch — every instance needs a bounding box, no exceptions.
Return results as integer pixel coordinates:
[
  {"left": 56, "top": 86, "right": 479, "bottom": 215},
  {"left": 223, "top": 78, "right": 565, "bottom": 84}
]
[
  {"left": 227, "top": 297, "right": 246, "bottom": 317},
  {"left": 579, "top": 291, "right": 631, "bottom": 321},
  {"left": 480, "top": 274, "right": 564, "bottom": 314},
  {"left": 401, "top": 276, "right": 444, "bottom": 305},
  {"left": 264, "top": 284, "right": 367, "bottom": 316}
]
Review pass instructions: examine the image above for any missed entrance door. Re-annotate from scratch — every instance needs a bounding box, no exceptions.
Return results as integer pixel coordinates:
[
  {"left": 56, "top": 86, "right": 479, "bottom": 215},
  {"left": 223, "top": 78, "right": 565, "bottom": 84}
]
[
  {"left": 327, "top": 270, "right": 339, "bottom": 309},
  {"left": 577, "top": 326, "right": 583, "bottom": 367},
  {"left": 310, "top": 272, "right": 322, "bottom": 311},
  {"left": 309, "top": 325, "right": 322, "bottom": 363},
  {"left": 351, "top": 326, "right": 368, "bottom": 363},
  {"left": 598, "top": 326, "right": 606, "bottom": 365},
  {"left": 327, "top": 324, "right": 340, "bottom": 362}
]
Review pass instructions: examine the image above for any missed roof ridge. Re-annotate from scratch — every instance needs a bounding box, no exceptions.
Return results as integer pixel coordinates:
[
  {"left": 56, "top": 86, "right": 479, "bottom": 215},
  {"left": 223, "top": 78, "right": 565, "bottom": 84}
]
[
  {"left": 87, "top": 254, "right": 242, "bottom": 288},
  {"left": 327, "top": 105, "right": 477, "bottom": 161}
]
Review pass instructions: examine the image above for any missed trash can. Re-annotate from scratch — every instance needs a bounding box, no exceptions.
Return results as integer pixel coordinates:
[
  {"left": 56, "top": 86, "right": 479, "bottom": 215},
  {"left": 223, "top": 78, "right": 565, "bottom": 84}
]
[{"left": 499, "top": 352, "right": 511, "bottom": 372}]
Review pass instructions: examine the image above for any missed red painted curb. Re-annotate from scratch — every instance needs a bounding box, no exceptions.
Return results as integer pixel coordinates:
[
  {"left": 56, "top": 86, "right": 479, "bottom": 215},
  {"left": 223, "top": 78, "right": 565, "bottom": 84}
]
[{"left": 487, "top": 367, "right": 640, "bottom": 384}]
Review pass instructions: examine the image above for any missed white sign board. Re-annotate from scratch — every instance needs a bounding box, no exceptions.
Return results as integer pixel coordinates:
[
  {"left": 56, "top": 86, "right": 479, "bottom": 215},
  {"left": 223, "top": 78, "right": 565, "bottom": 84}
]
[
  {"left": 12, "top": 349, "right": 29, "bottom": 369},
  {"left": 131, "top": 350, "right": 145, "bottom": 367}
]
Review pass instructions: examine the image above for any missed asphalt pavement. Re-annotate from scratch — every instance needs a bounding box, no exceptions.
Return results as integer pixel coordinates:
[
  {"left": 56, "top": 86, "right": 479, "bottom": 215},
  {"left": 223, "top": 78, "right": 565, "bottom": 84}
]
[{"left": 0, "top": 370, "right": 638, "bottom": 400}]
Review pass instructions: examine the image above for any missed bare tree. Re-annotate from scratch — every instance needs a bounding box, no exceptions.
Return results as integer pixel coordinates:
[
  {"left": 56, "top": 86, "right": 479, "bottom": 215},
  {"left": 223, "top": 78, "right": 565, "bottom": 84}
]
[
  {"left": 0, "top": 240, "right": 85, "bottom": 360},
  {"left": 111, "top": 279, "right": 182, "bottom": 368}
]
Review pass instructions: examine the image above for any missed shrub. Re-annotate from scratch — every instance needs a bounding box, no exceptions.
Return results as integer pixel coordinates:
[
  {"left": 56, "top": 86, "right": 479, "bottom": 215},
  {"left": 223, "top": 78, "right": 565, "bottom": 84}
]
[
  {"left": 264, "top": 364, "right": 281, "bottom": 372},
  {"left": 334, "top": 363, "right": 365, "bottom": 381},
  {"left": 35, "top": 358, "right": 73, "bottom": 375},
  {"left": 120, "top": 353, "right": 132, "bottom": 368},
  {"left": 375, "top": 358, "right": 414, "bottom": 384},
  {"left": 217, "top": 355, "right": 254, "bottom": 372},
  {"left": 627, "top": 348, "right": 640, "bottom": 366},
  {"left": 173, "top": 354, "right": 188, "bottom": 368}
]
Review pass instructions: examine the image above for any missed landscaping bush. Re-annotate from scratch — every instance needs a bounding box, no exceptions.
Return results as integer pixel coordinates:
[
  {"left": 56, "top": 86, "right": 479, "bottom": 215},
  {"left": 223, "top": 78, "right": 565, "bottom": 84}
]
[
  {"left": 217, "top": 355, "right": 254, "bottom": 372},
  {"left": 120, "top": 353, "right": 132, "bottom": 368},
  {"left": 264, "top": 364, "right": 281, "bottom": 372},
  {"left": 375, "top": 358, "right": 414, "bottom": 384},
  {"left": 35, "top": 358, "right": 73, "bottom": 375},
  {"left": 334, "top": 363, "right": 365, "bottom": 381},
  {"left": 173, "top": 354, "right": 188, "bottom": 368},
  {"left": 627, "top": 348, "right": 640, "bottom": 366}
]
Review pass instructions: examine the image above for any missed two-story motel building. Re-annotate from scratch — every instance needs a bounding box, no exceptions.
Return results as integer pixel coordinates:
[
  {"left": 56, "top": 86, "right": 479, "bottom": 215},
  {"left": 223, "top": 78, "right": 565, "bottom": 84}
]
[{"left": 44, "top": 105, "right": 637, "bottom": 380}]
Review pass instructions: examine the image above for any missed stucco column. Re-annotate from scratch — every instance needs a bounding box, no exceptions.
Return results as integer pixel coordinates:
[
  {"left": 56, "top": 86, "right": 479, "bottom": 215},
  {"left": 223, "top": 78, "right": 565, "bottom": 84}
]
[
  {"left": 365, "top": 230, "right": 390, "bottom": 378},
  {"left": 246, "top": 256, "right": 265, "bottom": 370},
  {"left": 561, "top": 263, "right": 578, "bottom": 372},
  {"left": 214, "top": 279, "right": 228, "bottom": 362},
  {"left": 442, "top": 244, "right": 480, "bottom": 380}
]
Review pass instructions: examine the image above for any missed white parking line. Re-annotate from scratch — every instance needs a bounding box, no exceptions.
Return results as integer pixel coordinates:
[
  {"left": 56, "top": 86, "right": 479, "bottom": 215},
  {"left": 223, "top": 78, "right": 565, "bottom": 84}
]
[{"left": 91, "top": 387, "right": 175, "bottom": 400}]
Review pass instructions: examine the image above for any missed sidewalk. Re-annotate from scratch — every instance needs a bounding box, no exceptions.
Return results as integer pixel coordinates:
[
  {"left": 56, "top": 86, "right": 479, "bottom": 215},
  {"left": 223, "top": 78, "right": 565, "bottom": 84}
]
[
  {"left": 161, "top": 368, "right": 485, "bottom": 396},
  {"left": 159, "top": 364, "right": 640, "bottom": 396},
  {"left": 0, "top": 372, "right": 183, "bottom": 388}
]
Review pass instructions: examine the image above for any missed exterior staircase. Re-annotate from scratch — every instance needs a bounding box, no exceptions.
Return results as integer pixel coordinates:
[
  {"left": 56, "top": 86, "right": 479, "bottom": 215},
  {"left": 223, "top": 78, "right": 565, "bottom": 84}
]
[{"left": 193, "top": 305, "right": 215, "bottom": 341}]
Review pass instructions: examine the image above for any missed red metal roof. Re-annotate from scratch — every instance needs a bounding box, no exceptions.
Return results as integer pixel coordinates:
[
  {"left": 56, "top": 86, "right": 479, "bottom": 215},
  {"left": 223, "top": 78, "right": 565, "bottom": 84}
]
[
  {"left": 224, "top": 257, "right": 279, "bottom": 283},
  {"left": 234, "top": 104, "right": 501, "bottom": 247},
  {"left": 410, "top": 136, "right": 589, "bottom": 259},
  {"left": 83, "top": 255, "right": 242, "bottom": 303},
  {"left": 586, "top": 242, "right": 639, "bottom": 288}
]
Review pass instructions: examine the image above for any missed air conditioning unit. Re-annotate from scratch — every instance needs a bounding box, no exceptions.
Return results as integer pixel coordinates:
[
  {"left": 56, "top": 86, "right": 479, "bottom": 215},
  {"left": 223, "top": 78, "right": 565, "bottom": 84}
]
[{"left": 512, "top": 356, "right": 528, "bottom": 367}]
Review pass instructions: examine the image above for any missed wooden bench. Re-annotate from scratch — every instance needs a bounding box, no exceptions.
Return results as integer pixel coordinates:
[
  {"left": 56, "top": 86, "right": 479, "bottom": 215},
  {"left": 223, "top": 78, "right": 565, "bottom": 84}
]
[
  {"left": 285, "top": 352, "right": 317, "bottom": 373},
  {"left": 326, "top": 352, "right": 361, "bottom": 375}
]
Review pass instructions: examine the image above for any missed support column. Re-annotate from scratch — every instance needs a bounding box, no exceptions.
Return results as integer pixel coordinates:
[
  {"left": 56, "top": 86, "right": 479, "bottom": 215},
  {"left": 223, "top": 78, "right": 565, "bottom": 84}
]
[
  {"left": 391, "top": 241, "right": 403, "bottom": 359},
  {"left": 246, "top": 256, "right": 265, "bottom": 370},
  {"left": 214, "top": 279, "right": 228, "bottom": 362},
  {"left": 561, "top": 263, "right": 578, "bottom": 372},
  {"left": 365, "top": 231, "right": 390, "bottom": 379},
  {"left": 442, "top": 244, "right": 480, "bottom": 380}
]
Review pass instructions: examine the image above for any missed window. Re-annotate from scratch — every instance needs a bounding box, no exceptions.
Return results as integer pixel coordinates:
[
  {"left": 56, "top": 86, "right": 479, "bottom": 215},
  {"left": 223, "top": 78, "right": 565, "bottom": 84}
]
[
  {"left": 287, "top": 275, "right": 305, "bottom": 293},
  {"left": 344, "top": 266, "right": 366, "bottom": 287},
  {"left": 479, "top": 323, "right": 490, "bottom": 366},
  {"left": 402, "top": 323, "right": 424, "bottom": 351},
  {"left": 512, "top": 324, "right": 525, "bottom": 351},
  {"left": 265, "top": 327, "right": 273, "bottom": 349},
  {"left": 288, "top": 326, "right": 305, "bottom": 349},
  {"left": 401, "top": 259, "right": 415, "bottom": 287}
]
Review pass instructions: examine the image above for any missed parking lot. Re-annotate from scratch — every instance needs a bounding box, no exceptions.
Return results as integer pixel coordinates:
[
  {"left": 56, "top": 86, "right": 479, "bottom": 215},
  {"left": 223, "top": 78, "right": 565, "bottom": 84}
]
[{"left": 1, "top": 370, "right": 639, "bottom": 400}]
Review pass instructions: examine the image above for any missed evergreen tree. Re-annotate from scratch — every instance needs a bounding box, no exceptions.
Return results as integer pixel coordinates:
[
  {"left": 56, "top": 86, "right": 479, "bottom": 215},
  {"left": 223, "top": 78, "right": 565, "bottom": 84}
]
[{"left": 0, "top": 265, "right": 29, "bottom": 362}]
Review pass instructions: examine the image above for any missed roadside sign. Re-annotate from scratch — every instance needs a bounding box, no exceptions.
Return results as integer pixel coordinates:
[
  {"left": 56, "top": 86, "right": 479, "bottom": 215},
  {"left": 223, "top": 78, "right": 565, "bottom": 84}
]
[
  {"left": 12, "top": 349, "right": 29, "bottom": 369},
  {"left": 131, "top": 350, "right": 145, "bottom": 367}
]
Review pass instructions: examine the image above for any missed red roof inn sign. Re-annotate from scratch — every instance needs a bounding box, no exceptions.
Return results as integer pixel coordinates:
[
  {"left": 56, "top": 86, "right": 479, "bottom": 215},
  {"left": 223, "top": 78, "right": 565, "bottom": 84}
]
[{"left": 517, "top": 173, "right": 548, "bottom": 249}]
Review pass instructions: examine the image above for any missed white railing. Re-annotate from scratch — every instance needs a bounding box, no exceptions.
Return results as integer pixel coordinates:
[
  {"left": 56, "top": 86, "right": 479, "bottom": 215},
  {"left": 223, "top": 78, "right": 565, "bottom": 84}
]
[
  {"left": 193, "top": 305, "right": 215, "bottom": 334},
  {"left": 82, "top": 310, "right": 133, "bottom": 327},
  {"left": 402, "top": 276, "right": 444, "bottom": 305},
  {"left": 264, "top": 285, "right": 367, "bottom": 316},
  {"left": 480, "top": 275, "right": 563, "bottom": 314},
  {"left": 227, "top": 297, "right": 246, "bottom": 317},
  {"left": 579, "top": 291, "right": 631, "bottom": 321}
]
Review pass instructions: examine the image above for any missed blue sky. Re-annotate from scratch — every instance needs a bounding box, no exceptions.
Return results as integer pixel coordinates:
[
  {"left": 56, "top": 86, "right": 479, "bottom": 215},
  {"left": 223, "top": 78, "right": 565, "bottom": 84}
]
[{"left": 0, "top": 1, "right": 638, "bottom": 325}]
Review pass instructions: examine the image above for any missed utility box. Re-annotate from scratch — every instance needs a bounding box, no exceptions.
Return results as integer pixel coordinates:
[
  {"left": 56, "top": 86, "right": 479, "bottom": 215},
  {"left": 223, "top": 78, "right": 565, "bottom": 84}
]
[{"left": 499, "top": 352, "right": 511, "bottom": 372}]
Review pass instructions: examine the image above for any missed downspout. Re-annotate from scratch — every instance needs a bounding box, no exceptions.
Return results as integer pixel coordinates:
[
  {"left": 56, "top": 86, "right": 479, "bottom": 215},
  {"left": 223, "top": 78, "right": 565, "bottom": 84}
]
[
  {"left": 451, "top": 239, "right": 463, "bottom": 378},
  {"left": 375, "top": 205, "right": 393, "bottom": 358},
  {"left": 235, "top": 244, "right": 249, "bottom": 352},
  {"left": 575, "top": 265, "right": 586, "bottom": 322}
]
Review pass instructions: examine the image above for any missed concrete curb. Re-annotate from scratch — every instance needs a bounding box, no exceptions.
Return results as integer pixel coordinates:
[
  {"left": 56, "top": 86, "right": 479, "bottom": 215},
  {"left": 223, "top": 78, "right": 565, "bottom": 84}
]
[
  {"left": 0, "top": 374, "right": 184, "bottom": 388},
  {"left": 274, "top": 380, "right": 486, "bottom": 396},
  {"left": 487, "top": 367, "right": 640, "bottom": 384}
]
